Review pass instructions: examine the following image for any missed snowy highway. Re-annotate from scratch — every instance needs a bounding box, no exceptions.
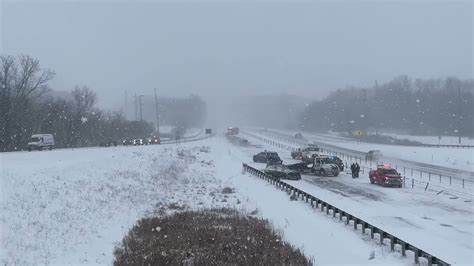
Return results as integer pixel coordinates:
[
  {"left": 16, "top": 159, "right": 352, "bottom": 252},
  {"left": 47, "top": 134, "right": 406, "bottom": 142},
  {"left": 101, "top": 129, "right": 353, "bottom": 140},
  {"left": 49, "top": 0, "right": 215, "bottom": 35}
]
[
  {"left": 1, "top": 133, "right": 472, "bottom": 265},
  {"left": 237, "top": 132, "right": 474, "bottom": 265}
]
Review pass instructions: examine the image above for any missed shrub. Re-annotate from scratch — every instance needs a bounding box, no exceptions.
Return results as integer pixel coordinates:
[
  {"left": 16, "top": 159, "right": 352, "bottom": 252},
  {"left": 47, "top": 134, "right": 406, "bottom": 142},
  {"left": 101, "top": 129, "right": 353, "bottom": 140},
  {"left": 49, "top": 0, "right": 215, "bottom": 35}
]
[{"left": 113, "top": 208, "right": 312, "bottom": 265}]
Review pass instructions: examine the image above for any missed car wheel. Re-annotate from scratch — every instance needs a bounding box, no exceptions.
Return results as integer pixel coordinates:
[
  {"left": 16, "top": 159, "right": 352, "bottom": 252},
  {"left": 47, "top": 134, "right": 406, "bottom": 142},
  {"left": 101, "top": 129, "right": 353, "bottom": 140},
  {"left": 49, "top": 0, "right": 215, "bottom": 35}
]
[
  {"left": 28, "top": 147, "right": 32, "bottom": 152},
  {"left": 49, "top": 146, "right": 53, "bottom": 150},
  {"left": 319, "top": 169, "right": 326, "bottom": 177},
  {"left": 39, "top": 146, "right": 43, "bottom": 151},
  {"left": 370, "top": 178, "right": 375, "bottom": 184}
]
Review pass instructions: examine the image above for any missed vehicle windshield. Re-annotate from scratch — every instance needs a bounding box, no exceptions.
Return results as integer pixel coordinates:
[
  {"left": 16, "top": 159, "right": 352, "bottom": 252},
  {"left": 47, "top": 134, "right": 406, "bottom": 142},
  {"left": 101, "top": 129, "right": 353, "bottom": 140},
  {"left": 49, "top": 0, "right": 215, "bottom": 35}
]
[{"left": 30, "top": 137, "right": 41, "bottom": 142}]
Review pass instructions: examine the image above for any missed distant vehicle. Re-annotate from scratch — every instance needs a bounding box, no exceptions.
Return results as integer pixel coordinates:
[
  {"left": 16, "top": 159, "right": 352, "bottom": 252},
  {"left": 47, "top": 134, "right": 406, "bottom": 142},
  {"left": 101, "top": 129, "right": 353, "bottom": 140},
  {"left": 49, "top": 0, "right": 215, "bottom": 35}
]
[
  {"left": 99, "top": 139, "right": 117, "bottom": 147},
  {"left": 253, "top": 151, "right": 282, "bottom": 164},
  {"left": 365, "top": 150, "right": 383, "bottom": 161},
  {"left": 133, "top": 138, "right": 148, "bottom": 146},
  {"left": 263, "top": 164, "right": 301, "bottom": 180},
  {"left": 238, "top": 138, "right": 249, "bottom": 146},
  {"left": 291, "top": 145, "right": 320, "bottom": 160},
  {"left": 28, "top": 134, "right": 54, "bottom": 151},
  {"left": 312, "top": 156, "right": 340, "bottom": 177},
  {"left": 122, "top": 138, "right": 132, "bottom": 146},
  {"left": 226, "top": 127, "right": 240, "bottom": 136},
  {"left": 149, "top": 136, "right": 161, "bottom": 144},
  {"left": 294, "top": 133, "right": 303, "bottom": 139},
  {"left": 369, "top": 164, "right": 402, "bottom": 188}
]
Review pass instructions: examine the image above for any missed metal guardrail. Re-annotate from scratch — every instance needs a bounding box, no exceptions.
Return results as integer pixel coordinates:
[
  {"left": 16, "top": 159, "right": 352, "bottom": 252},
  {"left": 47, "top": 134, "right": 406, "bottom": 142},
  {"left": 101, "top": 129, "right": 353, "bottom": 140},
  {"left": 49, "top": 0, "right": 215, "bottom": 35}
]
[
  {"left": 249, "top": 130, "right": 474, "bottom": 190},
  {"left": 241, "top": 131, "right": 473, "bottom": 201},
  {"left": 419, "top": 144, "right": 474, "bottom": 149},
  {"left": 242, "top": 163, "right": 450, "bottom": 266}
]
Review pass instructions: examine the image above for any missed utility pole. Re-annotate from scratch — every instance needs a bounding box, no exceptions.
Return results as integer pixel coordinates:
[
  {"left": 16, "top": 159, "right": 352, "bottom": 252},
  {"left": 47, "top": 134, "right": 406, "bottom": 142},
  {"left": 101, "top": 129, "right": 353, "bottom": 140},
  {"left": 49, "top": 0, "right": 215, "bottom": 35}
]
[
  {"left": 154, "top": 88, "right": 160, "bottom": 134},
  {"left": 134, "top": 93, "right": 138, "bottom": 121},
  {"left": 458, "top": 85, "right": 462, "bottom": 144},
  {"left": 139, "top": 95, "right": 144, "bottom": 121}
]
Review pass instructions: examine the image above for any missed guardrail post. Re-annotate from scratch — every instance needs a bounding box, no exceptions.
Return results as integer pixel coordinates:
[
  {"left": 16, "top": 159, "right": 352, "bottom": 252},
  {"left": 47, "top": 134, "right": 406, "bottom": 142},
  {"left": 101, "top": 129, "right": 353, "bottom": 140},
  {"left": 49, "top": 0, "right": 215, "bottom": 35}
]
[
  {"left": 370, "top": 226, "right": 374, "bottom": 239},
  {"left": 361, "top": 222, "right": 366, "bottom": 235},
  {"left": 400, "top": 242, "right": 406, "bottom": 256},
  {"left": 353, "top": 218, "right": 358, "bottom": 230},
  {"left": 412, "top": 179, "right": 414, "bottom": 188},
  {"left": 390, "top": 236, "right": 395, "bottom": 251},
  {"left": 427, "top": 255, "right": 433, "bottom": 266},
  {"left": 379, "top": 231, "right": 384, "bottom": 245},
  {"left": 450, "top": 176, "right": 452, "bottom": 186},
  {"left": 429, "top": 172, "right": 431, "bottom": 181},
  {"left": 414, "top": 248, "right": 420, "bottom": 264}
]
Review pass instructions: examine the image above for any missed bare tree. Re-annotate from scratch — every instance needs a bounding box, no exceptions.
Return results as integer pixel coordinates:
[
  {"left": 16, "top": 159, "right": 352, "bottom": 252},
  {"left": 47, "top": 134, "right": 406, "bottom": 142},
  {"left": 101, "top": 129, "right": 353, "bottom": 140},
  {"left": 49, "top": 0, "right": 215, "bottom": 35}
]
[{"left": 0, "top": 55, "right": 55, "bottom": 151}]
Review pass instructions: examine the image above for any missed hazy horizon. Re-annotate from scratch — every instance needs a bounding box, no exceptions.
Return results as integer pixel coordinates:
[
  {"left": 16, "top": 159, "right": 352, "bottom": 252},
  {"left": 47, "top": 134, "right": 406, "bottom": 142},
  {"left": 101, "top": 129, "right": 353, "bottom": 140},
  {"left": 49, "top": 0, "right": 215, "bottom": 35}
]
[{"left": 2, "top": 0, "right": 472, "bottom": 111}]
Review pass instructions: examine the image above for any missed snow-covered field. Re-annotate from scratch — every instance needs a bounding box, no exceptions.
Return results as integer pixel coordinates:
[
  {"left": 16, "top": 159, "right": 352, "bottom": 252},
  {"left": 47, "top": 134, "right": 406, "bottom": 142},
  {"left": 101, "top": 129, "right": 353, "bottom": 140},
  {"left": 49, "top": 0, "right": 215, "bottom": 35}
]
[
  {"left": 1, "top": 136, "right": 412, "bottom": 265},
  {"left": 381, "top": 133, "right": 474, "bottom": 146}
]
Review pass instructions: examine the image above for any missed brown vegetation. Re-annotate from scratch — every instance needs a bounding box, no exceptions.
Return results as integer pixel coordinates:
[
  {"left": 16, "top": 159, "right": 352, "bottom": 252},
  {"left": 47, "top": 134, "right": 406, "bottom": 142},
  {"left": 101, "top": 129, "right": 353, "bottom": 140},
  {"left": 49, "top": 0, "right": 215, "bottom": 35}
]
[{"left": 114, "top": 208, "right": 312, "bottom": 265}]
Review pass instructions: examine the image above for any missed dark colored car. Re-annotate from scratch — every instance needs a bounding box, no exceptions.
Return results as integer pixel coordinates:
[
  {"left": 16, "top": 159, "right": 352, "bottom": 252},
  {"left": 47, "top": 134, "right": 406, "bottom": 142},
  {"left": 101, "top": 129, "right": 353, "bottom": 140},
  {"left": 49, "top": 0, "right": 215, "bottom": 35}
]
[
  {"left": 286, "top": 162, "right": 312, "bottom": 174},
  {"left": 294, "top": 133, "right": 303, "bottom": 139},
  {"left": 263, "top": 164, "right": 301, "bottom": 180},
  {"left": 253, "top": 151, "right": 282, "bottom": 164},
  {"left": 149, "top": 136, "right": 161, "bottom": 145},
  {"left": 122, "top": 138, "right": 132, "bottom": 146},
  {"left": 369, "top": 165, "right": 402, "bottom": 188},
  {"left": 326, "top": 156, "right": 344, "bottom": 171}
]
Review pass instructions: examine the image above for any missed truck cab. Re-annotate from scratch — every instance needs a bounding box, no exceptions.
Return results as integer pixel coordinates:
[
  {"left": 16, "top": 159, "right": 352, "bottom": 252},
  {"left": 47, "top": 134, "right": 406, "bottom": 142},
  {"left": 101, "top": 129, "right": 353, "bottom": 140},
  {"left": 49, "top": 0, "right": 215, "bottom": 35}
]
[
  {"left": 311, "top": 156, "right": 340, "bottom": 177},
  {"left": 369, "top": 164, "right": 402, "bottom": 187}
]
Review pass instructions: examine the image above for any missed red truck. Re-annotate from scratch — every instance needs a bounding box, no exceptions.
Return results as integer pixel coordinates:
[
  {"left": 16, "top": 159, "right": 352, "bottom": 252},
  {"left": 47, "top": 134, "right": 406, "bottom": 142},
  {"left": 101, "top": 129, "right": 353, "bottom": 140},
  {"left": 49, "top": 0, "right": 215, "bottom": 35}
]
[{"left": 369, "top": 164, "right": 403, "bottom": 188}]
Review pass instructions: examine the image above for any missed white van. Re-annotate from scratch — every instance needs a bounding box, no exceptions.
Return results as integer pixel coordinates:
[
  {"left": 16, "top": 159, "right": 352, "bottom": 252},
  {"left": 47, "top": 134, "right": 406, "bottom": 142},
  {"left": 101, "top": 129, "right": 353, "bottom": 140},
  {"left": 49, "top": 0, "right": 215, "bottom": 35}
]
[{"left": 28, "top": 134, "right": 55, "bottom": 151}]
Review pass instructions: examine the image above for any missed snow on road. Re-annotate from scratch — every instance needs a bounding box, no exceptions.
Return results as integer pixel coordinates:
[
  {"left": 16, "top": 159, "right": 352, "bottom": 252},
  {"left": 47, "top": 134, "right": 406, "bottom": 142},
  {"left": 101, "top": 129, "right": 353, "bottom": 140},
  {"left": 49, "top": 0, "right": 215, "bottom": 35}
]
[
  {"left": 271, "top": 129, "right": 474, "bottom": 173},
  {"left": 1, "top": 136, "right": 408, "bottom": 265},
  {"left": 239, "top": 132, "right": 474, "bottom": 265}
]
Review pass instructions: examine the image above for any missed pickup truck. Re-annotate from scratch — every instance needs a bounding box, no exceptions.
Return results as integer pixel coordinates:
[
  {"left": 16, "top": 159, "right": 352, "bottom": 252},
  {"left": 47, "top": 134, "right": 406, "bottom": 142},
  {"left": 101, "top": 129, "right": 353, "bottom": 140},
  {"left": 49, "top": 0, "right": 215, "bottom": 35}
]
[{"left": 369, "top": 165, "right": 402, "bottom": 188}]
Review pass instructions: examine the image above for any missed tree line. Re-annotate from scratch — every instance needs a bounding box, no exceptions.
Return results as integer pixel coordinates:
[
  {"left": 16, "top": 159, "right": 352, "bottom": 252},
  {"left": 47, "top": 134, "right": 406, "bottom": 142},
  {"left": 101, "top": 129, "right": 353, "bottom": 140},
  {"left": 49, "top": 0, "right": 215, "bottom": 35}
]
[
  {"left": 0, "top": 55, "right": 207, "bottom": 152},
  {"left": 299, "top": 76, "right": 474, "bottom": 137}
]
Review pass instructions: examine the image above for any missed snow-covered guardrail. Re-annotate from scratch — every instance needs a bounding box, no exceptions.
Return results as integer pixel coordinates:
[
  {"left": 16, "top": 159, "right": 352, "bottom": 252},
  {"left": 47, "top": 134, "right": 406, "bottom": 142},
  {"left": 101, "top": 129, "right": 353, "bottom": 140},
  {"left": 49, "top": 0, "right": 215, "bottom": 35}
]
[
  {"left": 242, "top": 163, "right": 451, "bottom": 266},
  {"left": 243, "top": 130, "right": 474, "bottom": 196}
]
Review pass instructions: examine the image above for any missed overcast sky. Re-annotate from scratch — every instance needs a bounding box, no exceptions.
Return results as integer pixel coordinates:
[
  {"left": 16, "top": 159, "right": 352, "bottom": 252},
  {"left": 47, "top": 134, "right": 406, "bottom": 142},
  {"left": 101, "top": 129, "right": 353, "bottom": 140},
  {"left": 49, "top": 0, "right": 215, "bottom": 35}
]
[{"left": 1, "top": 0, "right": 472, "bottom": 109}]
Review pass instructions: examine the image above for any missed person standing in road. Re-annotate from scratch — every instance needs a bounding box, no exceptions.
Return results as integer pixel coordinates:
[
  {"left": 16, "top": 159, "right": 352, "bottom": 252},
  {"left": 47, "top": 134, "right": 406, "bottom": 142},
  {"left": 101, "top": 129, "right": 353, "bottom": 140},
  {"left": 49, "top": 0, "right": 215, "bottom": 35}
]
[
  {"left": 350, "top": 163, "right": 355, "bottom": 178},
  {"left": 355, "top": 163, "right": 360, "bottom": 178}
]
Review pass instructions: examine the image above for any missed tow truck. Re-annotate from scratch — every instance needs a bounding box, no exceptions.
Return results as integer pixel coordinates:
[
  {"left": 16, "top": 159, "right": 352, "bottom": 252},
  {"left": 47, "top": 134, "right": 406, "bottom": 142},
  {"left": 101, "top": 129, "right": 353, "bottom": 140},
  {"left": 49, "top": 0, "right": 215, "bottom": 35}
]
[{"left": 369, "top": 164, "right": 403, "bottom": 188}]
